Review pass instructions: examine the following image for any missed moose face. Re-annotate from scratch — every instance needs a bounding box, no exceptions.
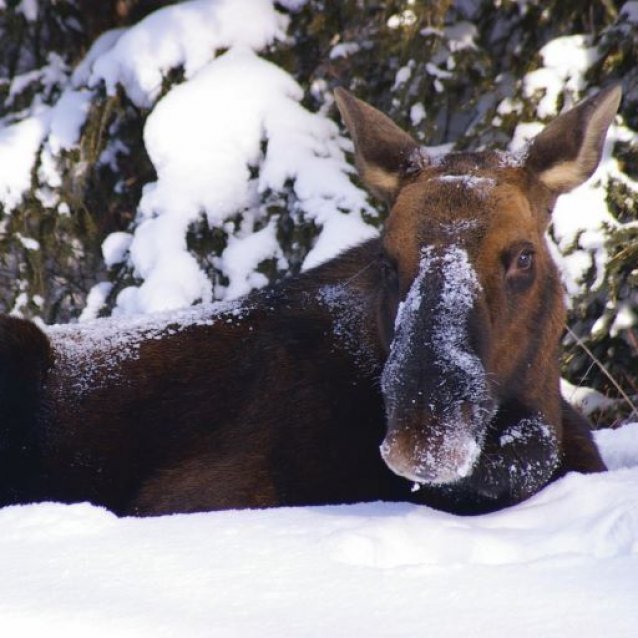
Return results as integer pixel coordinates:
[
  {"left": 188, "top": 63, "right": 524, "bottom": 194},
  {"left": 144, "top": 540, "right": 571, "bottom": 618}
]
[{"left": 335, "top": 85, "right": 621, "bottom": 492}]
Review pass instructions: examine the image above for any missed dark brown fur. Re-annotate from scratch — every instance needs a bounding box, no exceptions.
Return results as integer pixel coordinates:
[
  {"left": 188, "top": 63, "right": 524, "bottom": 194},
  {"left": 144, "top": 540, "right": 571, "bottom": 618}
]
[{"left": 0, "top": 87, "right": 619, "bottom": 516}]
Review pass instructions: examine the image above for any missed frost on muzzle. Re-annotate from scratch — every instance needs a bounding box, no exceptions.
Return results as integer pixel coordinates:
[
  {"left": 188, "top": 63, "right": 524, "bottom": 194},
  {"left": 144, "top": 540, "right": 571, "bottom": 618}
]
[{"left": 380, "top": 246, "right": 495, "bottom": 485}]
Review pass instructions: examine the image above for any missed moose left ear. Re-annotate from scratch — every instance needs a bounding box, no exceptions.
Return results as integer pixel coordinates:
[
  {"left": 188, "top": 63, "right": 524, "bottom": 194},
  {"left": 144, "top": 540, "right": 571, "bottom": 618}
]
[
  {"left": 526, "top": 84, "right": 622, "bottom": 194},
  {"left": 334, "top": 88, "right": 419, "bottom": 205}
]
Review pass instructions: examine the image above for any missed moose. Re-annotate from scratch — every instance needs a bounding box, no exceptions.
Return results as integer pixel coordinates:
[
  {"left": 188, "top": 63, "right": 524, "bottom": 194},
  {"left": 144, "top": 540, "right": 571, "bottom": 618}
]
[{"left": 0, "top": 85, "right": 621, "bottom": 516}]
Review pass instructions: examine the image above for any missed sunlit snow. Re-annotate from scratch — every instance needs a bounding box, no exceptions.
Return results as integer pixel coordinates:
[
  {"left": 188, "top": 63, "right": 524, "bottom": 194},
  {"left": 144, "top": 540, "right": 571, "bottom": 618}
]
[{"left": 0, "top": 426, "right": 636, "bottom": 637}]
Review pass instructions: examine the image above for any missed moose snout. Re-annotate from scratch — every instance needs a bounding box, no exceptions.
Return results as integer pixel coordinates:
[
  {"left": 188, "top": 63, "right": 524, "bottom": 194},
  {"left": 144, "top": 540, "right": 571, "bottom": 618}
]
[{"left": 380, "top": 416, "right": 483, "bottom": 485}]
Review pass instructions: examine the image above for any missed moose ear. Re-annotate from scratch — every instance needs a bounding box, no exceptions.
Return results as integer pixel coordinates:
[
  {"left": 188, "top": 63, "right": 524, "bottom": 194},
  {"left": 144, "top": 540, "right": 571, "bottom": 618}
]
[
  {"left": 526, "top": 84, "right": 622, "bottom": 194},
  {"left": 334, "top": 88, "right": 419, "bottom": 205}
]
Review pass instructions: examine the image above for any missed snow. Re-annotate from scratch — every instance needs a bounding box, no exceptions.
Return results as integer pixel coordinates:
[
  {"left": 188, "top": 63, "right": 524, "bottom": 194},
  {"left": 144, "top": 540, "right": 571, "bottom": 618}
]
[
  {"left": 0, "top": 424, "right": 636, "bottom": 636},
  {"left": 115, "top": 43, "right": 371, "bottom": 314},
  {"left": 60, "top": 0, "right": 372, "bottom": 315},
  {"left": 87, "top": 0, "right": 290, "bottom": 108},
  {"left": 16, "top": 233, "right": 40, "bottom": 251},
  {"left": 0, "top": 109, "right": 50, "bottom": 210},
  {"left": 410, "top": 101, "right": 426, "bottom": 126},
  {"left": 329, "top": 42, "right": 360, "bottom": 60},
  {"left": 302, "top": 210, "right": 377, "bottom": 271},
  {"left": 523, "top": 35, "right": 599, "bottom": 117},
  {"left": 443, "top": 21, "right": 478, "bottom": 52},
  {"left": 16, "top": 0, "right": 38, "bottom": 22},
  {"left": 387, "top": 9, "right": 418, "bottom": 29},
  {"left": 78, "top": 282, "right": 113, "bottom": 323},
  {"left": 543, "top": 119, "right": 637, "bottom": 297},
  {"left": 561, "top": 378, "right": 618, "bottom": 416},
  {"left": 393, "top": 63, "right": 412, "bottom": 89},
  {"left": 46, "top": 88, "right": 93, "bottom": 155},
  {"left": 620, "top": 1, "right": 638, "bottom": 23},
  {"left": 222, "top": 220, "right": 281, "bottom": 299},
  {"left": 102, "top": 231, "right": 133, "bottom": 268},
  {"left": 511, "top": 39, "right": 638, "bottom": 303},
  {"left": 426, "top": 61, "right": 454, "bottom": 80}
]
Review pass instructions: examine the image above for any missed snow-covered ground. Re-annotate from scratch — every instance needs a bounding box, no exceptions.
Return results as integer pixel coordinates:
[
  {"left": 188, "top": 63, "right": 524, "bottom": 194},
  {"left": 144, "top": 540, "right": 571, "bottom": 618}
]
[{"left": 0, "top": 423, "right": 637, "bottom": 637}]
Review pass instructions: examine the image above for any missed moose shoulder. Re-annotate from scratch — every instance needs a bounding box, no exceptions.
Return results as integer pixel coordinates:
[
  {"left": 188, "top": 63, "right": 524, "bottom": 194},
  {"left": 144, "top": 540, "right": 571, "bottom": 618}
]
[{"left": 0, "top": 86, "right": 620, "bottom": 516}]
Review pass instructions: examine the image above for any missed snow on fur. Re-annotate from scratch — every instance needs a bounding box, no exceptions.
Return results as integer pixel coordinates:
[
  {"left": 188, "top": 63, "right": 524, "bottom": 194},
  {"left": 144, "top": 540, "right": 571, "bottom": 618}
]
[
  {"left": 381, "top": 246, "right": 491, "bottom": 483},
  {"left": 48, "top": 298, "right": 251, "bottom": 394},
  {"left": 316, "top": 282, "right": 377, "bottom": 374}
]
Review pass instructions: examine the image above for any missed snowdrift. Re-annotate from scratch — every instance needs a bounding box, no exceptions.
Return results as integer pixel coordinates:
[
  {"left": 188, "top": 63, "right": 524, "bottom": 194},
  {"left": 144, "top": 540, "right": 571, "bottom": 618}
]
[{"left": 0, "top": 423, "right": 636, "bottom": 636}]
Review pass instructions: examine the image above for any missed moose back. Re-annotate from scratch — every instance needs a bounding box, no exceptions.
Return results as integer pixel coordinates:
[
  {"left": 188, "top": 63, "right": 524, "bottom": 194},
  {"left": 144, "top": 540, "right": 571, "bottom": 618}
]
[{"left": 0, "top": 85, "right": 620, "bottom": 516}]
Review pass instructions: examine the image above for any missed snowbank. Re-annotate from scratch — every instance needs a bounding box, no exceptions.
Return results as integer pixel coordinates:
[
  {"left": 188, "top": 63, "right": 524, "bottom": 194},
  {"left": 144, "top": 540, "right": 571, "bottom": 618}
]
[{"left": 0, "top": 423, "right": 636, "bottom": 637}]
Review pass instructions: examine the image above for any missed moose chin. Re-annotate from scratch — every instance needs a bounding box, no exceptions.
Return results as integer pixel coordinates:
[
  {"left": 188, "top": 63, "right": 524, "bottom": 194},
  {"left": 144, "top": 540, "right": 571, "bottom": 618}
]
[{"left": 0, "top": 84, "right": 620, "bottom": 516}]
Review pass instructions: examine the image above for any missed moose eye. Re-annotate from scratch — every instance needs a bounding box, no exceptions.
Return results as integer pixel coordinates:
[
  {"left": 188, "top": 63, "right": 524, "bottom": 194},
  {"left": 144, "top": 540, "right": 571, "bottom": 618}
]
[
  {"left": 516, "top": 249, "right": 534, "bottom": 271},
  {"left": 503, "top": 243, "right": 536, "bottom": 292}
]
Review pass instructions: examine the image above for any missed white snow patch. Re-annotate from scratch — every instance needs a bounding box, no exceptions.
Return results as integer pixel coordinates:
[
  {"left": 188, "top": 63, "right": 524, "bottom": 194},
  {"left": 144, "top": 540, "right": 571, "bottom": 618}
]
[
  {"left": 16, "top": 0, "right": 37, "bottom": 21},
  {"left": 595, "top": 422, "right": 638, "bottom": 470},
  {"left": 509, "top": 121, "right": 544, "bottom": 154},
  {"left": 87, "top": 0, "right": 290, "bottom": 108},
  {"left": 524, "top": 35, "right": 600, "bottom": 118},
  {"left": 409, "top": 102, "right": 426, "bottom": 127},
  {"left": 46, "top": 89, "right": 92, "bottom": 154},
  {"left": 620, "top": 1, "right": 638, "bottom": 22},
  {"left": 302, "top": 211, "right": 377, "bottom": 271},
  {"left": 548, "top": 123, "right": 634, "bottom": 295},
  {"left": 393, "top": 64, "right": 412, "bottom": 90},
  {"left": 0, "top": 109, "right": 51, "bottom": 210},
  {"left": 329, "top": 42, "right": 360, "bottom": 59},
  {"left": 443, "top": 21, "right": 478, "bottom": 52},
  {"left": 222, "top": 220, "right": 281, "bottom": 299},
  {"left": 610, "top": 302, "right": 637, "bottom": 337},
  {"left": 79, "top": 282, "right": 113, "bottom": 323},
  {"left": 425, "top": 62, "right": 453, "bottom": 80},
  {"left": 16, "top": 233, "right": 40, "bottom": 251},
  {"left": 387, "top": 9, "right": 417, "bottom": 29},
  {"left": 276, "top": 0, "right": 307, "bottom": 9},
  {"left": 72, "top": 29, "right": 127, "bottom": 87},
  {"left": 561, "top": 378, "right": 618, "bottom": 416},
  {"left": 102, "top": 231, "right": 133, "bottom": 267}
]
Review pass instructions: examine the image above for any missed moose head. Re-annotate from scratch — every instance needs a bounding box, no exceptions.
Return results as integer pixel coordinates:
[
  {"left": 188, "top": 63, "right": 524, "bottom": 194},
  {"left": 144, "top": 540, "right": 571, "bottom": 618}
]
[{"left": 335, "top": 85, "right": 621, "bottom": 501}]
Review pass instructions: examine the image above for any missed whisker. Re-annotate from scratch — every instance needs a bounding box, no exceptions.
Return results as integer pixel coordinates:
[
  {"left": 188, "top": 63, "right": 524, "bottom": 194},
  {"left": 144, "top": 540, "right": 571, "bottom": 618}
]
[{"left": 342, "top": 258, "right": 377, "bottom": 286}]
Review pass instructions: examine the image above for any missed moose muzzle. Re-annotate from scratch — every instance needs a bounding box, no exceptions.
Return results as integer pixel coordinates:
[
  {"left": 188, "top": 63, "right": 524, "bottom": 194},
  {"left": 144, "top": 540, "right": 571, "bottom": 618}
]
[{"left": 380, "top": 246, "right": 495, "bottom": 485}]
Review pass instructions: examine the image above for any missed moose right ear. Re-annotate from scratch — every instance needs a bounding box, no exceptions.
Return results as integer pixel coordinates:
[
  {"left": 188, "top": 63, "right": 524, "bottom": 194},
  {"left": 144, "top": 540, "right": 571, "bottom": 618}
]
[
  {"left": 334, "top": 88, "right": 419, "bottom": 205},
  {"left": 525, "top": 84, "right": 622, "bottom": 194}
]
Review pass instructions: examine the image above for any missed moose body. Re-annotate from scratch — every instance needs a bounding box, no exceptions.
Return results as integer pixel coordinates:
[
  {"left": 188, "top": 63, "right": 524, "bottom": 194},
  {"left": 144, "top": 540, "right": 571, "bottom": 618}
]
[{"left": 0, "top": 86, "right": 620, "bottom": 516}]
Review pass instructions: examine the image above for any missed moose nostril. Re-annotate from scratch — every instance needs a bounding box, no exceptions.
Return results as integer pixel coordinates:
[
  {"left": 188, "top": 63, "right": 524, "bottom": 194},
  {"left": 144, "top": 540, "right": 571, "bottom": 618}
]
[{"left": 380, "top": 430, "right": 481, "bottom": 485}]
